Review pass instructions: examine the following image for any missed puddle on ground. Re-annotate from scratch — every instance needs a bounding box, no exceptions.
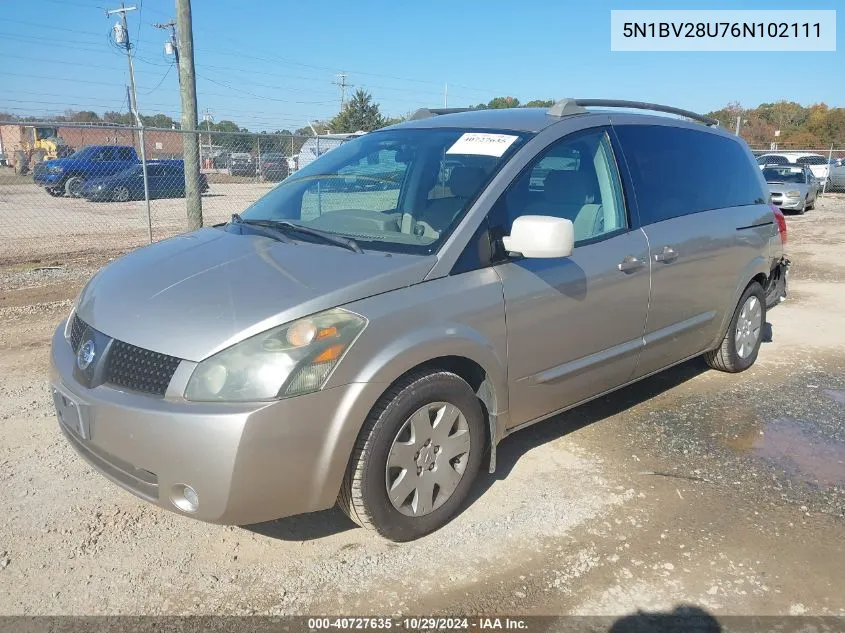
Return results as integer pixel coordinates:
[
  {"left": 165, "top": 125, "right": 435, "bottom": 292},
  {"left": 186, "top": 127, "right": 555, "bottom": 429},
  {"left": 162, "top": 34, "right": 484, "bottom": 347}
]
[{"left": 725, "top": 417, "right": 845, "bottom": 487}]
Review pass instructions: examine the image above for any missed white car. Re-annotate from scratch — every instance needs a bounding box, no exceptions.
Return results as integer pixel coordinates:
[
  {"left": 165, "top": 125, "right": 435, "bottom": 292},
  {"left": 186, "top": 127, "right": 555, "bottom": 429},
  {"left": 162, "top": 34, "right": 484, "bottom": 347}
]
[{"left": 756, "top": 152, "right": 830, "bottom": 183}]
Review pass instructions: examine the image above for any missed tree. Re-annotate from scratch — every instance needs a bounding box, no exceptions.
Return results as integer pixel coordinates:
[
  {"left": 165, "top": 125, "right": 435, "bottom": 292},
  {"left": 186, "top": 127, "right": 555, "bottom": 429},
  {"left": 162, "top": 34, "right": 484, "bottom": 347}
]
[
  {"left": 523, "top": 99, "right": 555, "bottom": 108},
  {"left": 328, "top": 89, "right": 386, "bottom": 133},
  {"left": 486, "top": 96, "right": 520, "bottom": 109}
]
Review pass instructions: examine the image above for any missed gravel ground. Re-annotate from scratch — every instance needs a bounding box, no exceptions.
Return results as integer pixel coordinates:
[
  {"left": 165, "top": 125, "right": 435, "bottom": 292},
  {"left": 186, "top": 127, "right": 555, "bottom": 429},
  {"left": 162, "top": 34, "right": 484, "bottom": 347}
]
[{"left": 0, "top": 194, "right": 843, "bottom": 619}]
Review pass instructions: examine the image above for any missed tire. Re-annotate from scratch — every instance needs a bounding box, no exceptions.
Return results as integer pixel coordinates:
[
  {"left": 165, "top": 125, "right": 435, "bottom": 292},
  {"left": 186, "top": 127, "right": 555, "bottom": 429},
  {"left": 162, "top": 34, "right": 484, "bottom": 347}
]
[
  {"left": 64, "top": 176, "right": 84, "bottom": 198},
  {"left": 807, "top": 195, "right": 815, "bottom": 210},
  {"left": 338, "top": 370, "right": 485, "bottom": 542},
  {"left": 705, "top": 282, "right": 766, "bottom": 373},
  {"left": 46, "top": 187, "right": 64, "bottom": 197},
  {"left": 112, "top": 186, "right": 130, "bottom": 202}
]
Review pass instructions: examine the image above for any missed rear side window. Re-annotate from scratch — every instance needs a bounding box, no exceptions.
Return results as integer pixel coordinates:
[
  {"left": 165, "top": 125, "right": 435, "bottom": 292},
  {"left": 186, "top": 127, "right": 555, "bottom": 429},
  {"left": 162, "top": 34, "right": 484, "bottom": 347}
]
[
  {"left": 616, "top": 125, "right": 767, "bottom": 225},
  {"left": 796, "top": 156, "right": 826, "bottom": 165},
  {"left": 117, "top": 147, "right": 136, "bottom": 161}
]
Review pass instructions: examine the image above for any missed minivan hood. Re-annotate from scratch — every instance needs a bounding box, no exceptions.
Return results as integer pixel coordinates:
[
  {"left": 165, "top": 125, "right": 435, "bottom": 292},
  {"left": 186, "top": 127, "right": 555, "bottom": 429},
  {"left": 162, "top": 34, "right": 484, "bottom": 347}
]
[{"left": 77, "top": 227, "right": 434, "bottom": 361}]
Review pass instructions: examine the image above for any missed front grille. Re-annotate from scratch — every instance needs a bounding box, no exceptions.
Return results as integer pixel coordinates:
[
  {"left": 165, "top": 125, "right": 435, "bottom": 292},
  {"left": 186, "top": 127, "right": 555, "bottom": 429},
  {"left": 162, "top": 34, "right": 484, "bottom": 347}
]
[
  {"left": 70, "top": 313, "right": 86, "bottom": 352},
  {"left": 104, "top": 340, "right": 181, "bottom": 396}
]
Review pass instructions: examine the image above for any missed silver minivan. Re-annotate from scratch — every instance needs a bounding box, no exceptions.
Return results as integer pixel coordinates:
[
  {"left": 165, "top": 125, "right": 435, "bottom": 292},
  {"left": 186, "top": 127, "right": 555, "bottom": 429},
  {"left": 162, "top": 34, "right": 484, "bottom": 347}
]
[{"left": 50, "top": 100, "right": 790, "bottom": 541}]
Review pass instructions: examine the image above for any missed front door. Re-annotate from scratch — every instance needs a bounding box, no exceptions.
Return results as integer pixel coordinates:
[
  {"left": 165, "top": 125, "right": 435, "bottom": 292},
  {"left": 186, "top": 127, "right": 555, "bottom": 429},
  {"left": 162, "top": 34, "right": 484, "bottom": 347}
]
[{"left": 491, "top": 128, "right": 651, "bottom": 428}]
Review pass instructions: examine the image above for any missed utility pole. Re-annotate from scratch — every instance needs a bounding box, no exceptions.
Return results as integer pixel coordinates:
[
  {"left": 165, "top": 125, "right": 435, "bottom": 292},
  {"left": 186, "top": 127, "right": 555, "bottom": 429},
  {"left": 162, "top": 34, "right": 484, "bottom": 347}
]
[
  {"left": 203, "top": 109, "right": 213, "bottom": 159},
  {"left": 107, "top": 3, "right": 152, "bottom": 242},
  {"left": 334, "top": 72, "right": 351, "bottom": 110},
  {"left": 175, "top": 0, "right": 202, "bottom": 229}
]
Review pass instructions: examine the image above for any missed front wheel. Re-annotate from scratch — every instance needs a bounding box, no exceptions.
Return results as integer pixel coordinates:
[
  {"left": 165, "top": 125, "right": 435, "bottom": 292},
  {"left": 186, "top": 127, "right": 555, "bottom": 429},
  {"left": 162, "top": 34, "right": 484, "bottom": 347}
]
[
  {"left": 64, "top": 176, "right": 84, "bottom": 198},
  {"left": 338, "top": 370, "right": 485, "bottom": 541},
  {"left": 705, "top": 282, "right": 766, "bottom": 373}
]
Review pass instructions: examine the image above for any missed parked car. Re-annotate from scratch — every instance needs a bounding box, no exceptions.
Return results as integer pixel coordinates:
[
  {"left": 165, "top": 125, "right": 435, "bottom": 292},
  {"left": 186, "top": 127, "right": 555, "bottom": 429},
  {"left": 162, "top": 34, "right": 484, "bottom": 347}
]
[
  {"left": 79, "top": 161, "right": 208, "bottom": 202},
  {"left": 756, "top": 152, "right": 830, "bottom": 185},
  {"left": 828, "top": 163, "right": 845, "bottom": 191},
  {"left": 33, "top": 145, "right": 139, "bottom": 197},
  {"left": 259, "top": 152, "right": 289, "bottom": 181},
  {"left": 761, "top": 164, "right": 817, "bottom": 214},
  {"left": 296, "top": 132, "right": 365, "bottom": 171},
  {"left": 228, "top": 152, "right": 255, "bottom": 177},
  {"left": 50, "top": 100, "right": 789, "bottom": 541}
]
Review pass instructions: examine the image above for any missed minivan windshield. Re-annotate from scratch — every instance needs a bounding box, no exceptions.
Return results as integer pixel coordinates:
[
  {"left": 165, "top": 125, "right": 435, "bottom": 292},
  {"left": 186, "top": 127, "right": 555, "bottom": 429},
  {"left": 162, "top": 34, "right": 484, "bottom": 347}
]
[{"left": 239, "top": 128, "right": 529, "bottom": 254}]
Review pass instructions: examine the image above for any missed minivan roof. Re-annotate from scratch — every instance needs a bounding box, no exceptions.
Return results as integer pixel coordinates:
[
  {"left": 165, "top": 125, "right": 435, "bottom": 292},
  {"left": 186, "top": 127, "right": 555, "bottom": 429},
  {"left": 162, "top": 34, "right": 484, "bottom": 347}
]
[{"left": 393, "top": 99, "right": 719, "bottom": 133}]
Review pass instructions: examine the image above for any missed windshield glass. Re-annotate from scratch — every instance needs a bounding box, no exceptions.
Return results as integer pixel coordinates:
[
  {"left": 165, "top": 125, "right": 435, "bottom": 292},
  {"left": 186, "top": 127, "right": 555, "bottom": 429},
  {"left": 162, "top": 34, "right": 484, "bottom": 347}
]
[
  {"left": 758, "top": 155, "right": 788, "bottom": 165},
  {"left": 796, "top": 156, "right": 826, "bottom": 165},
  {"left": 241, "top": 128, "right": 529, "bottom": 254},
  {"left": 66, "top": 147, "right": 96, "bottom": 160},
  {"left": 763, "top": 167, "right": 805, "bottom": 183}
]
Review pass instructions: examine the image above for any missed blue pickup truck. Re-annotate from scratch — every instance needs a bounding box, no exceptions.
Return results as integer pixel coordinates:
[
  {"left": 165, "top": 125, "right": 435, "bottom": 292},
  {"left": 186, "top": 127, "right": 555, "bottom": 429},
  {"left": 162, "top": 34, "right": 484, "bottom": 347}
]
[{"left": 33, "top": 145, "right": 139, "bottom": 198}]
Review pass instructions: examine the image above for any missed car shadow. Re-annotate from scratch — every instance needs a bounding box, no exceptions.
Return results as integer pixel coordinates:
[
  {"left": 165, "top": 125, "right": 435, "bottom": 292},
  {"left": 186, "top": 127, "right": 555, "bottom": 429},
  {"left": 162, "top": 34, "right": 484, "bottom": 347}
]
[
  {"left": 465, "top": 356, "right": 711, "bottom": 505},
  {"left": 608, "top": 605, "right": 721, "bottom": 632},
  {"left": 244, "top": 506, "right": 357, "bottom": 542}
]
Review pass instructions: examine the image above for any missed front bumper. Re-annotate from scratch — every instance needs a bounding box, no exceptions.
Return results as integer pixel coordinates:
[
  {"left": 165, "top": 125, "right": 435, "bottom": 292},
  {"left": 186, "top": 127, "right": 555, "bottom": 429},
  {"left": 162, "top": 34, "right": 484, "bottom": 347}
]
[
  {"left": 769, "top": 193, "right": 804, "bottom": 210},
  {"left": 49, "top": 323, "right": 369, "bottom": 525},
  {"left": 33, "top": 173, "right": 63, "bottom": 187}
]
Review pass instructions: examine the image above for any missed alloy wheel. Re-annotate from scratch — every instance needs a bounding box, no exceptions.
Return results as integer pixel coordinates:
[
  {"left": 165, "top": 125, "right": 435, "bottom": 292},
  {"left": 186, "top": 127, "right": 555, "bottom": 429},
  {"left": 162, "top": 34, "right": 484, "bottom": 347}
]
[{"left": 735, "top": 295, "right": 762, "bottom": 359}]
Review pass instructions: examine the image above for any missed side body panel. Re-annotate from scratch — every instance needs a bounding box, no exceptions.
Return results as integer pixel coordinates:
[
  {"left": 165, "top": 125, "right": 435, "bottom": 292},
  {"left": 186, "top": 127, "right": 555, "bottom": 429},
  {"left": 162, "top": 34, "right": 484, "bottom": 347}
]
[
  {"left": 496, "top": 229, "right": 650, "bottom": 428},
  {"left": 329, "top": 268, "right": 510, "bottom": 435},
  {"left": 632, "top": 205, "right": 772, "bottom": 376}
]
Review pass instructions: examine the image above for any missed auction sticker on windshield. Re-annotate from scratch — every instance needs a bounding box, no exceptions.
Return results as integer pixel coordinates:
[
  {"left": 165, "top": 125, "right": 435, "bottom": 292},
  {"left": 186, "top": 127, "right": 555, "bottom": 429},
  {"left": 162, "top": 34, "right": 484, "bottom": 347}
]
[{"left": 446, "top": 133, "right": 519, "bottom": 157}]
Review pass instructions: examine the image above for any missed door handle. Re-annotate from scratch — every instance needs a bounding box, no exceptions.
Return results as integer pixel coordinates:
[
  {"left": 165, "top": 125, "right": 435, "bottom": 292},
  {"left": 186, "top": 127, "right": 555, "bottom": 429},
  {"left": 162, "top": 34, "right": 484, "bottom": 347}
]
[
  {"left": 654, "top": 246, "right": 679, "bottom": 263},
  {"left": 618, "top": 255, "right": 645, "bottom": 273}
]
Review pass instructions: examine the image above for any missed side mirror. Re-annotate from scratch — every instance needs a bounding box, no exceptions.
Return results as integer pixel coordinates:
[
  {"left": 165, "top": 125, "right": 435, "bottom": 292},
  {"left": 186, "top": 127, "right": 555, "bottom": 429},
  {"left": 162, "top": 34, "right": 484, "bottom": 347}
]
[{"left": 501, "top": 215, "right": 575, "bottom": 258}]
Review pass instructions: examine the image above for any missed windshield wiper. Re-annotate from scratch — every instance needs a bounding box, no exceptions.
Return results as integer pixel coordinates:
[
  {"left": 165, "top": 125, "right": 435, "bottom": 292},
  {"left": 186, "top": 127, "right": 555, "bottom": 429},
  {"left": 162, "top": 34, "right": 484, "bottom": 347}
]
[
  {"left": 230, "top": 214, "right": 363, "bottom": 253},
  {"left": 257, "top": 219, "right": 364, "bottom": 254},
  {"left": 229, "top": 213, "right": 294, "bottom": 244}
]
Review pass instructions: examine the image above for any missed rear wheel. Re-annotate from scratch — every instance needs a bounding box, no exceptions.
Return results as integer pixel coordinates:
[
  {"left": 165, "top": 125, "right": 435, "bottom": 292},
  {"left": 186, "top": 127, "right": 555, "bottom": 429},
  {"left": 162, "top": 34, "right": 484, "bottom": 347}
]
[
  {"left": 705, "top": 282, "right": 766, "bottom": 373},
  {"left": 64, "top": 176, "right": 84, "bottom": 198},
  {"left": 338, "top": 370, "right": 485, "bottom": 542}
]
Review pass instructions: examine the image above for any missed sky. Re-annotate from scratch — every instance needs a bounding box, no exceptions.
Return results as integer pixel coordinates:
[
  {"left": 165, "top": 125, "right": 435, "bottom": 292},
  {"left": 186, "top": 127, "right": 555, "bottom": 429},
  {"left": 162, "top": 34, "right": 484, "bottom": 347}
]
[{"left": 0, "top": 0, "right": 842, "bottom": 132}]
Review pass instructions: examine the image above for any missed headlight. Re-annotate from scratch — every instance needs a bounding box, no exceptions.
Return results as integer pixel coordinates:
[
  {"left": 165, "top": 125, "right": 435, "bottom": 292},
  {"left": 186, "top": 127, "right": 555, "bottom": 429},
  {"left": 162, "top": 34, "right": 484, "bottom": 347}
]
[
  {"left": 64, "top": 292, "right": 82, "bottom": 341},
  {"left": 184, "top": 308, "right": 367, "bottom": 402},
  {"left": 785, "top": 190, "right": 801, "bottom": 197},
  {"left": 47, "top": 166, "right": 64, "bottom": 174}
]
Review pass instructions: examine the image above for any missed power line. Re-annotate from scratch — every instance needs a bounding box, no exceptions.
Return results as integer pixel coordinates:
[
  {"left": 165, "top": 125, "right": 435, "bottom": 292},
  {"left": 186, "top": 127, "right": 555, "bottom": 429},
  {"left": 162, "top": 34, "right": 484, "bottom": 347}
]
[{"left": 141, "top": 63, "right": 175, "bottom": 95}]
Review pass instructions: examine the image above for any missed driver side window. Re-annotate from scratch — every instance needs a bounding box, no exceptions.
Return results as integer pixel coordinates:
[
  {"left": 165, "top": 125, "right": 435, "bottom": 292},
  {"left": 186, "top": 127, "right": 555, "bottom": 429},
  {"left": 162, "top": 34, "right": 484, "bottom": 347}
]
[{"left": 497, "top": 129, "right": 628, "bottom": 244}]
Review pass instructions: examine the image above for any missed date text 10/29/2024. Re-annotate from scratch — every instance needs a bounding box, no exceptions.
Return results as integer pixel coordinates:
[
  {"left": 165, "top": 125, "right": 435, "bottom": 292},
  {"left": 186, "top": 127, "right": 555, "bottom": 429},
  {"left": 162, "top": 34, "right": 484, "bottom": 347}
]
[{"left": 308, "top": 617, "right": 529, "bottom": 630}]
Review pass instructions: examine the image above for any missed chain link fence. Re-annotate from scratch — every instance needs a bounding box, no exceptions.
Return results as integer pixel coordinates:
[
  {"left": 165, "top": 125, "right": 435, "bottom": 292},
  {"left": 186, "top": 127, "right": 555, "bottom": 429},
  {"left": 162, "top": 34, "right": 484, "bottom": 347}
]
[{"left": 0, "top": 122, "right": 347, "bottom": 265}]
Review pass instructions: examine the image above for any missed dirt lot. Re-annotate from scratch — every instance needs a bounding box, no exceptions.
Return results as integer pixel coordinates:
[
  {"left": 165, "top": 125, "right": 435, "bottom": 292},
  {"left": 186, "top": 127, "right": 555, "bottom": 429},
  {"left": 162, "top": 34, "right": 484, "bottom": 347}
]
[{"left": 0, "top": 195, "right": 844, "bottom": 620}]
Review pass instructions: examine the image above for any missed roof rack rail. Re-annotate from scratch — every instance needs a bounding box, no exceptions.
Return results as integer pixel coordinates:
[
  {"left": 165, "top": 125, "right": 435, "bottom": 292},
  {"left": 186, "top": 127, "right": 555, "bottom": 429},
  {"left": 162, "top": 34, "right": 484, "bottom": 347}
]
[
  {"left": 547, "top": 98, "right": 719, "bottom": 127},
  {"left": 409, "top": 107, "right": 473, "bottom": 121}
]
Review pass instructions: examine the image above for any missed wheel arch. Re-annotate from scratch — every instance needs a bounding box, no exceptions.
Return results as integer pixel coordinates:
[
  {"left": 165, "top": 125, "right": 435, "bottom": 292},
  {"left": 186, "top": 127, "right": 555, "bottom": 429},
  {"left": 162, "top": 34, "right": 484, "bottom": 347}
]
[{"left": 709, "top": 258, "right": 769, "bottom": 351}]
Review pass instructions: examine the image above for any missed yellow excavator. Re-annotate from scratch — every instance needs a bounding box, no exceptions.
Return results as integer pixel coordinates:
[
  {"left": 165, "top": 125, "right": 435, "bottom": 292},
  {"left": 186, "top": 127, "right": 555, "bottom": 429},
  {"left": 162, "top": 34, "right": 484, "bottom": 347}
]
[{"left": 8, "top": 126, "right": 73, "bottom": 175}]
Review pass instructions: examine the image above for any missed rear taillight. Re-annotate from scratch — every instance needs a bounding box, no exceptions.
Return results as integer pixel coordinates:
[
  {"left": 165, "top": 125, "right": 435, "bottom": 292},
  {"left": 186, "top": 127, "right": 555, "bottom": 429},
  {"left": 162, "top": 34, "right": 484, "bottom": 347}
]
[{"left": 771, "top": 204, "right": 787, "bottom": 245}]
